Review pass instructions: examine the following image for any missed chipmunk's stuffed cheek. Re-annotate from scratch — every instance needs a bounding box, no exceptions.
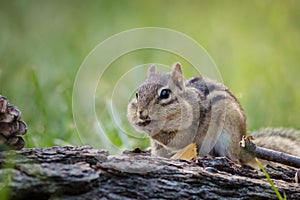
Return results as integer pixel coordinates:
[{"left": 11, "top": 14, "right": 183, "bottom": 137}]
[
  {"left": 127, "top": 100, "right": 138, "bottom": 124},
  {"left": 176, "top": 100, "right": 194, "bottom": 129},
  {"left": 155, "top": 103, "right": 185, "bottom": 130}
]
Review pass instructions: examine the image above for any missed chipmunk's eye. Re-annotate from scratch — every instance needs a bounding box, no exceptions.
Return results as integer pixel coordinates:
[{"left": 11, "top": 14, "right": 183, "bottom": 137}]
[
  {"left": 160, "top": 89, "right": 171, "bottom": 99},
  {"left": 135, "top": 92, "right": 138, "bottom": 99}
]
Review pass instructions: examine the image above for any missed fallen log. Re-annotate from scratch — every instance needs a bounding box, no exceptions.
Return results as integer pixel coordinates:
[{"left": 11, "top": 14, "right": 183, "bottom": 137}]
[{"left": 0, "top": 146, "right": 299, "bottom": 199}]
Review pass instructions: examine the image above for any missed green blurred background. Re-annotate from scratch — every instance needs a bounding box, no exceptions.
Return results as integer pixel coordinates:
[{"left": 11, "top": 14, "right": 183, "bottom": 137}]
[{"left": 0, "top": 0, "right": 299, "bottom": 150}]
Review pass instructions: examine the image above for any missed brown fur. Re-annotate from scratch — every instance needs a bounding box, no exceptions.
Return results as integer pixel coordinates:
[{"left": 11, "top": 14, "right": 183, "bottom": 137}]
[
  {"left": 251, "top": 128, "right": 300, "bottom": 157},
  {"left": 127, "top": 63, "right": 250, "bottom": 164},
  {"left": 127, "top": 63, "right": 300, "bottom": 165}
]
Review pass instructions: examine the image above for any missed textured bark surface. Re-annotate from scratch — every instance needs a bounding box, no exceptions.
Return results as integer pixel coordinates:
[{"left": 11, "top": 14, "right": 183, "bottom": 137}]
[{"left": 0, "top": 146, "right": 299, "bottom": 200}]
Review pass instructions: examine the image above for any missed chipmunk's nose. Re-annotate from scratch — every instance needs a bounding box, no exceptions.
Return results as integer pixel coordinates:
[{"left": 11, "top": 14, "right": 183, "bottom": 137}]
[{"left": 138, "top": 110, "right": 149, "bottom": 120}]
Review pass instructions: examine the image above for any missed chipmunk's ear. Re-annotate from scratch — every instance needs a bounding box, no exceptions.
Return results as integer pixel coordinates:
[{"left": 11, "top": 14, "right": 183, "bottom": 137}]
[
  {"left": 147, "top": 64, "right": 156, "bottom": 78},
  {"left": 171, "top": 62, "right": 184, "bottom": 90}
]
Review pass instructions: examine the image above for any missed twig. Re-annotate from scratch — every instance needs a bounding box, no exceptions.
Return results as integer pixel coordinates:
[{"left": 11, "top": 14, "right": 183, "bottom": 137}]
[
  {"left": 240, "top": 136, "right": 300, "bottom": 168},
  {"left": 255, "top": 146, "right": 300, "bottom": 168}
]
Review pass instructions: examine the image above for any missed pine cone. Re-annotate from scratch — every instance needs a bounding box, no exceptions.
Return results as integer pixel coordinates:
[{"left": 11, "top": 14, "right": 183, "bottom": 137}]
[{"left": 0, "top": 96, "right": 27, "bottom": 150}]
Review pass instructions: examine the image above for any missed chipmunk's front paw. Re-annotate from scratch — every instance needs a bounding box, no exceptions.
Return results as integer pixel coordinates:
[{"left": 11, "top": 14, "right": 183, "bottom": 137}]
[{"left": 0, "top": 96, "right": 27, "bottom": 150}]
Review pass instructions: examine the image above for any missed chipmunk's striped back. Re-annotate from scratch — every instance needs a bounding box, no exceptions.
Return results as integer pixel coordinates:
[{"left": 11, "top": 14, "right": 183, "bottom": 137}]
[
  {"left": 186, "top": 76, "right": 247, "bottom": 161},
  {"left": 128, "top": 63, "right": 300, "bottom": 166},
  {"left": 128, "top": 63, "right": 248, "bottom": 164}
]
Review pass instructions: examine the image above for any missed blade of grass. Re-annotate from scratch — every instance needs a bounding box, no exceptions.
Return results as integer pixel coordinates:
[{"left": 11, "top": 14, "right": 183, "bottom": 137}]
[
  {"left": 31, "top": 69, "right": 48, "bottom": 121},
  {"left": 255, "top": 158, "right": 286, "bottom": 200}
]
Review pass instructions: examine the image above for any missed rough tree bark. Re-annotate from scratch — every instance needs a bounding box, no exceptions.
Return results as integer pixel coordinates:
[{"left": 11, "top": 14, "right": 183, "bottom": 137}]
[{"left": 0, "top": 146, "right": 299, "bottom": 200}]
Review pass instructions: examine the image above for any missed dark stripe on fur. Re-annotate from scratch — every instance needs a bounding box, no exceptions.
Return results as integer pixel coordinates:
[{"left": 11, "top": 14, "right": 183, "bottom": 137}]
[
  {"left": 189, "top": 77, "right": 201, "bottom": 84},
  {"left": 187, "top": 77, "right": 210, "bottom": 96},
  {"left": 210, "top": 94, "right": 227, "bottom": 105}
]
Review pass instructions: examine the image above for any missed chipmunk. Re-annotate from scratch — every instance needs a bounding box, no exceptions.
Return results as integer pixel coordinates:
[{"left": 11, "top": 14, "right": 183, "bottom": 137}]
[{"left": 127, "top": 63, "right": 300, "bottom": 165}]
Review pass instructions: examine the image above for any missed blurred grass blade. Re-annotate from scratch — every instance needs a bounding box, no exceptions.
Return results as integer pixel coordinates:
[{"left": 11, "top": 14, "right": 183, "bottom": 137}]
[
  {"left": 255, "top": 158, "right": 286, "bottom": 200},
  {"left": 106, "top": 99, "right": 131, "bottom": 149},
  {"left": 31, "top": 69, "right": 48, "bottom": 120}
]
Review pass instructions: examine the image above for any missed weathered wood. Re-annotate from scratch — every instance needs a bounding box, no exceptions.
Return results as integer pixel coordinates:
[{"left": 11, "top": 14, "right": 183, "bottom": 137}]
[
  {"left": 0, "top": 146, "right": 299, "bottom": 199},
  {"left": 255, "top": 146, "right": 300, "bottom": 168},
  {"left": 240, "top": 135, "right": 300, "bottom": 168}
]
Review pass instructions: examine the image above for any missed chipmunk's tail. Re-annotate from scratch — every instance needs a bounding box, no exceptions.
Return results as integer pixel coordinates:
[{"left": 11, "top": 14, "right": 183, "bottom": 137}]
[{"left": 250, "top": 127, "right": 300, "bottom": 157}]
